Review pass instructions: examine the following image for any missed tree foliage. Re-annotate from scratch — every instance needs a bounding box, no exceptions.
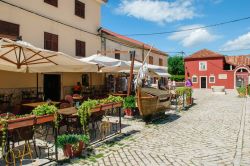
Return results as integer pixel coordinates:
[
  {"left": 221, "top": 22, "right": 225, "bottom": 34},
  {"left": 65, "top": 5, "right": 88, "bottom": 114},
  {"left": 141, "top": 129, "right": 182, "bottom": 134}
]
[{"left": 168, "top": 55, "right": 185, "bottom": 75}]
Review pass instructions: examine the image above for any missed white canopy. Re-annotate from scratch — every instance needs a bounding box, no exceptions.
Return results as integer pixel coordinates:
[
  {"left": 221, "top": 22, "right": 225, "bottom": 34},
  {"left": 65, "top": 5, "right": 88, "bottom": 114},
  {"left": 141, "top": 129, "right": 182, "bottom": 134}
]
[
  {"left": 0, "top": 38, "right": 96, "bottom": 73},
  {"left": 125, "top": 61, "right": 170, "bottom": 77},
  {"left": 78, "top": 54, "right": 130, "bottom": 72}
]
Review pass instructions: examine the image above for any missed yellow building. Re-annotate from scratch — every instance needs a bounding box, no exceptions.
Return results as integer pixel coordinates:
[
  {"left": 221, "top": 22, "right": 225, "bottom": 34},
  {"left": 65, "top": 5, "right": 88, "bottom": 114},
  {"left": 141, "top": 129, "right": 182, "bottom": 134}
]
[{"left": 0, "top": 0, "right": 106, "bottom": 101}]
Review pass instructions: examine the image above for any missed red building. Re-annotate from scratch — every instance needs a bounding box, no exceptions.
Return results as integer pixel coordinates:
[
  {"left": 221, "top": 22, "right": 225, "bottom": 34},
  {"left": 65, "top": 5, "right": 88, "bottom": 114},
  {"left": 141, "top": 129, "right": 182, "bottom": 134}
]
[{"left": 184, "top": 49, "right": 250, "bottom": 89}]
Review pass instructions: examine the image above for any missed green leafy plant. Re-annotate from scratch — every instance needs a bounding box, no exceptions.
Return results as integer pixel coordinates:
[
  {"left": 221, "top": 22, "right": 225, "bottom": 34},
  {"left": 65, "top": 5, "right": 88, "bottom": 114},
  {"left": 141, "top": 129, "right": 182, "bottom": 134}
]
[
  {"left": 123, "top": 96, "right": 136, "bottom": 109},
  {"left": 57, "top": 134, "right": 90, "bottom": 149},
  {"left": 78, "top": 99, "right": 98, "bottom": 134},
  {"left": 0, "top": 119, "right": 7, "bottom": 156},
  {"left": 170, "top": 75, "right": 185, "bottom": 82},
  {"left": 99, "top": 95, "right": 124, "bottom": 104},
  {"left": 237, "top": 86, "right": 247, "bottom": 97},
  {"left": 32, "top": 104, "right": 61, "bottom": 128},
  {"left": 32, "top": 104, "right": 57, "bottom": 116}
]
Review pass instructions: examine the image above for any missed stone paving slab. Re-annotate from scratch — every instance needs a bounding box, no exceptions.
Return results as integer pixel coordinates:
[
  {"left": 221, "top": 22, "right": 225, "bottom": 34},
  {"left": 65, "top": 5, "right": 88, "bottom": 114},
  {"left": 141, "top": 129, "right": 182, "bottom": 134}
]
[{"left": 65, "top": 90, "right": 249, "bottom": 166}]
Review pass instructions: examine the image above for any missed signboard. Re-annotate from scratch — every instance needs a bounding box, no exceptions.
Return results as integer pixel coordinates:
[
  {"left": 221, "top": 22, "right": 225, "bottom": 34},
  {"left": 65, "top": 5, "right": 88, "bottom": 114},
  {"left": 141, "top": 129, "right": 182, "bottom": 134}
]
[{"left": 218, "top": 74, "right": 227, "bottom": 80}]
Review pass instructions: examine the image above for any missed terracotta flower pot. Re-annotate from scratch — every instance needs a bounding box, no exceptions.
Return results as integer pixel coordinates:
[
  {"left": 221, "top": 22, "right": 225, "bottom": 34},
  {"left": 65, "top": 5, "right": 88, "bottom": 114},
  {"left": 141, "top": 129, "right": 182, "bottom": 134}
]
[
  {"left": 124, "top": 108, "right": 133, "bottom": 116},
  {"left": 186, "top": 97, "right": 192, "bottom": 105},
  {"left": 63, "top": 141, "right": 85, "bottom": 158}
]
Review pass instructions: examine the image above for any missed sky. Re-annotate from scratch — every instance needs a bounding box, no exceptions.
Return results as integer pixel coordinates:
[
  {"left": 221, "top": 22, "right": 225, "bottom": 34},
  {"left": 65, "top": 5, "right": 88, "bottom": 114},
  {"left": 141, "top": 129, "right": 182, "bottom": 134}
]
[{"left": 101, "top": 0, "right": 250, "bottom": 56}]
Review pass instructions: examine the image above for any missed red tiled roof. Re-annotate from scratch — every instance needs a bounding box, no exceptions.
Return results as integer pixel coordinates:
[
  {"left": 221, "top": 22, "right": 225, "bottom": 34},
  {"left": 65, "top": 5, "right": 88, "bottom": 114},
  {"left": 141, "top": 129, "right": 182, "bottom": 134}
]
[
  {"left": 225, "top": 55, "right": 250, "bottom": 66},
  {"left": 100, "top": 28, "right": 167, "bottom": 56},
  {"left": 185, "top": 49, "right": 223, "bottom": 60}
]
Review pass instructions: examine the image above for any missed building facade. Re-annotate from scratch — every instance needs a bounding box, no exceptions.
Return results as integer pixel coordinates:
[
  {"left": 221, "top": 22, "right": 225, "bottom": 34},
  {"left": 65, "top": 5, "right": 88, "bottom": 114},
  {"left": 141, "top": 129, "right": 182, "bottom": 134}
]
[
  {"left": 100, "top": 28, "right": 168, "bottom": 67},
  {"left": 0, "top": 0, "right": 106, "bottom": 100},
  {"left": 185, "top": 49, "right": 250, "bottom": 89}
]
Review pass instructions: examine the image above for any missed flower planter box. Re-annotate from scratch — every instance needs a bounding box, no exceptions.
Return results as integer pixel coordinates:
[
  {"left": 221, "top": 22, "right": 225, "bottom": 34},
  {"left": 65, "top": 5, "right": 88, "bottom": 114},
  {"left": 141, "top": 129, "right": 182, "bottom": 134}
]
[
  {"left": 36, "top": 114, "right": 55, "bottom": 125},
  {"left": 63, "top": 141, "right": 85, "bottom": 158},
  {"left": 2, "top": 115, "right": 36, "bottom": 130},
  {"left": 91, "top": 106, "right": 101, "bottom": 113},
  {"left": 113, "top": 102, "right": 123, "bottom": 108},
  {"left": 100, "top": 103, "right": 113, "bottom": 110}
]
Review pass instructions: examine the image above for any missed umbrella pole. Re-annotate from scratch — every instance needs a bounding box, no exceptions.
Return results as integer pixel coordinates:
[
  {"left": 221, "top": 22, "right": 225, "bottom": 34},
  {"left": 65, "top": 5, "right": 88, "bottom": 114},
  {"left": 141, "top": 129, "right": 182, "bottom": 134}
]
[
  {"left": 36, "top": 73, "right": 39, "bottom": 99},
  {"left": 127, "top": 51, "right": 135, "bottom": 96}
]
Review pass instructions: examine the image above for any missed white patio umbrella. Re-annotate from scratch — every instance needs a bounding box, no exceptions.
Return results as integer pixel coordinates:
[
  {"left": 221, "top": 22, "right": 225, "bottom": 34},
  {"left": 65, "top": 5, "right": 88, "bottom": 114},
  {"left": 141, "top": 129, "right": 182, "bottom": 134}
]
[
  {"left": 0, "top": 38, "right": 97, "bottom": 98},
  {"left": 78, "top": 54, "right": 129, "bottom": 72},
  {"left": 0, "top": 38, "right": 97, "bottom": 73}
]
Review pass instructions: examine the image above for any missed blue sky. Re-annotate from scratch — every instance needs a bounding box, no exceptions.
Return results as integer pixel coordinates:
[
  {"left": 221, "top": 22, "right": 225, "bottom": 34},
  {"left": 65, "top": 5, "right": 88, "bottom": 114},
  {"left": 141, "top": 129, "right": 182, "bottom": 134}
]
[{"left": 101, "top": 0, "right": 250, "bottom": 56}]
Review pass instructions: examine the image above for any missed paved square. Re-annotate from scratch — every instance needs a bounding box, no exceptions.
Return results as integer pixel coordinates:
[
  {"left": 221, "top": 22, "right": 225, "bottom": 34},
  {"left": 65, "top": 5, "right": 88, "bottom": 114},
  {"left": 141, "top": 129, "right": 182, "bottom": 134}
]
[{"left": 68, "top": 90, "right": 250, "bottom": 166}]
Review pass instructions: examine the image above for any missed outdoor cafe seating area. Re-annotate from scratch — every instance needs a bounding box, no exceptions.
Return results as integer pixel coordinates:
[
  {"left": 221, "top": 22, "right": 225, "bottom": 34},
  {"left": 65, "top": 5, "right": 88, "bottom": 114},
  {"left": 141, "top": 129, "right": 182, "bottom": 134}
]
[{"left": 0, "top": 38, "right": 174, "bottom": 165}]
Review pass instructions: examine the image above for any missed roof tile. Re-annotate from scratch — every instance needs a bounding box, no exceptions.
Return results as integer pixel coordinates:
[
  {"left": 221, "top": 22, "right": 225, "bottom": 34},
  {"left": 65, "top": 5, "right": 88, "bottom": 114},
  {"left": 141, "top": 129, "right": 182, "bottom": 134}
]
[{"left": 185, "top": 49, "right": 223, "bottom": 60}]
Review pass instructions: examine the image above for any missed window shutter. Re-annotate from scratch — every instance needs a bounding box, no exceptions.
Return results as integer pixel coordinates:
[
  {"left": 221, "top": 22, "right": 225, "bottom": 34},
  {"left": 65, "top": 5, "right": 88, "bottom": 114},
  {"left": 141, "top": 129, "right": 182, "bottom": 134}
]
[
  {"left": 44, "top": 32, "right": 58, "bottom": 51},
  {"left": 76, "top": 40, "right": 86, "bottom": 57},
  {"left": 0, "top": 20, "right": 19, "bottom": 39},
  {"left": 44, "top": 0, "right": 58, "bottom": 7},
  {"left": 75, "top": 0, "right": 85, "bottom": 18}
]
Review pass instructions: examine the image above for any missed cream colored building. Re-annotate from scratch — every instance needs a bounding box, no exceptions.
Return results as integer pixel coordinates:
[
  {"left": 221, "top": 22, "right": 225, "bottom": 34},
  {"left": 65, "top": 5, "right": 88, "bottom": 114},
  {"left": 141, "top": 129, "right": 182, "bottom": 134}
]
[
  {"left": 100, "top": 28, "right": 168, "bottom": 67},
  {"left": 0, "top": 0, "right": 106, "bottom": 101}
]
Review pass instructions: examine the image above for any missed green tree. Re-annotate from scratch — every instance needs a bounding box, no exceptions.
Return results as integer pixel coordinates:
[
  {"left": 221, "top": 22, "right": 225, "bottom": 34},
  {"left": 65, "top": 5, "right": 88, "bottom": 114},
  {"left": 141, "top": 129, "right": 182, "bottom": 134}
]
[{"left": 168, "top": 55, "right": 185, "bottom": 75}]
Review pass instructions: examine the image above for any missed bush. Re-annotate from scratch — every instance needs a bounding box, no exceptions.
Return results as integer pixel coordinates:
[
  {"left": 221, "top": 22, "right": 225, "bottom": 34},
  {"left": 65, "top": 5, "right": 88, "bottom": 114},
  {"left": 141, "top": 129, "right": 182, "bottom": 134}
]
[
  {"left": 123, "top": 96, "right": 136, "bottom": 109},
  {"left": 237, "top": 86, "right": 247, "bottom": 97},
  {"left": 170, "top": 75, "right": 185, "bottom": 82},
  {"left": 176, "top": 87, "right": 192, "bottom": 96}
]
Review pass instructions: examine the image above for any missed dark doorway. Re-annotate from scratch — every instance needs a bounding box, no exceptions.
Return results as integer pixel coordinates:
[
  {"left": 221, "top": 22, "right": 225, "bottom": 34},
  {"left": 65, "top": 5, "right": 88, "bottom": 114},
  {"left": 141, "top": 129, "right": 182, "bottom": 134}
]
[
  {"left": 200, "top": 77, "right": 207, "bottom": 89},
  {"left": 44, "top": 74, "right": 61, "bottom": 101}
]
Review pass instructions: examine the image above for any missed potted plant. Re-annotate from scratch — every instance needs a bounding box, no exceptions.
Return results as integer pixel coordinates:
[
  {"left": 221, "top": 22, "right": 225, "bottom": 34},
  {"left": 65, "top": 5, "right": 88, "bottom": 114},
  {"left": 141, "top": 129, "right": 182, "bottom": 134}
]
[
  {"left": 123, "top": 96, "right": 136, "bottom": 116},
  {"left": 237, "top": 87, "right": 247, "bottom": 97},
  {"left": 185, "top": 87, "right": 193, "bottom": 105},
  {"left": 57, "top": 134, "right": 89, "bottom": 158},
  {"left": 32, "top": 104, "right": 58, "bottom": 124}
]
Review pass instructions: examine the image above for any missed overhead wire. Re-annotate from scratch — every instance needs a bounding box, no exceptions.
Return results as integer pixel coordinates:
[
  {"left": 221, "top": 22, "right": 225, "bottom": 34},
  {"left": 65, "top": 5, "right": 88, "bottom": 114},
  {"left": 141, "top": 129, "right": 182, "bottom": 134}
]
[{"left": 123, "top": 16, "right": 250, "bottom": 36}]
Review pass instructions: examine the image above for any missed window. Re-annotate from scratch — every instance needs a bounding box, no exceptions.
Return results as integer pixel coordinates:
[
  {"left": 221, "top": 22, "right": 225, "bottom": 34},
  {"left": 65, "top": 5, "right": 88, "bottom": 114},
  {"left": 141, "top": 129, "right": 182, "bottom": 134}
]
[
  {"left": 76, "top": 40, "right": 86, "bottom": 57},
  {"left": 159, "top": 58, "right": 163, "bottom": 66},
  {"left": 44, "top": 32, "right": 58, "bottom": 51},
  {"left": 115, "top": 49, "right": 120, "bottom": 59},
  {"left": 44, "top": 0, "right": 58, "bottom": 7},
  {"left": 192, "top": 75, "right": 198, "bottom": 83},
  {"left": 149, "top": 56, "right": 153, "bottom": 65},
  {"left": 75, "top": 0, "right": 85, "bottom": 18},
  {"left": 209, "top": 76, "right": 215, "bottom": 83},
  {"left": 199, "top": 61, "right": 207, "bottom": 71},
  {"left": 0, "top": 20, "right": 19, "bottom": 39}
]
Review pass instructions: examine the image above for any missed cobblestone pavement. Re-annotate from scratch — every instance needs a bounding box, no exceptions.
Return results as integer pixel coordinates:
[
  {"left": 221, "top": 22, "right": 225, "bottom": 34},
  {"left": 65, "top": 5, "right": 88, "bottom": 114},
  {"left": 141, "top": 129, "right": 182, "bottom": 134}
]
[{"left": 69, "top": 90, "right": 250, "bottom": 166}]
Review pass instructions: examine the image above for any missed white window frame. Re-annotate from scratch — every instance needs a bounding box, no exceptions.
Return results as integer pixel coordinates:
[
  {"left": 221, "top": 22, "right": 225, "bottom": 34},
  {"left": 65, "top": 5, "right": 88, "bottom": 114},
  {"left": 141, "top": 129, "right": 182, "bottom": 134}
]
[
  {"left": 192, "top": 75, "right": 198, "bottom": 83},
  {"left": 199, "top": 61, "right": 207, "bottom": 71},
  {"left": 209, "top": 76, "right": 215, "bottom": 83}
]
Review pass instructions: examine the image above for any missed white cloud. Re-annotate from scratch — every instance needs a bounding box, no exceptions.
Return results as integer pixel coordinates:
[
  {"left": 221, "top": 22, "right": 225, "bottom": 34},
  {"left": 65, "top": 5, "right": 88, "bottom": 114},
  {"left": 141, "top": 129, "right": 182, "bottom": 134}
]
[
  {"left": 168, "top": 24, "right": 218, "bottom": 47},
  {"left": 116, "top": 0, "right": 196, "bottom": 24},
  {"left": 221, "top": 32, "right": 250, "bottom": 51}
]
